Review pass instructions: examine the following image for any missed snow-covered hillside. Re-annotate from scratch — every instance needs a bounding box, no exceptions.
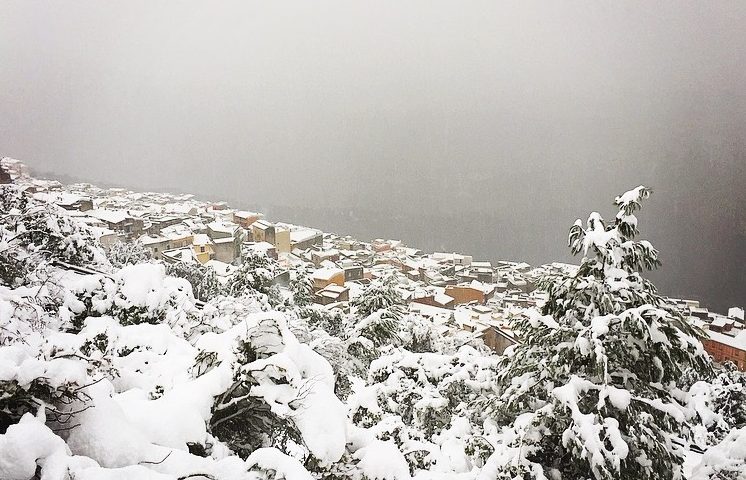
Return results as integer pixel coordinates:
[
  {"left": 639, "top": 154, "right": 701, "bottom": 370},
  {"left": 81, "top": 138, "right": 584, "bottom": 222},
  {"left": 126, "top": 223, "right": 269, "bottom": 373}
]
[{"left": 0, "top": 179, "right": 744, "bottom": 480}]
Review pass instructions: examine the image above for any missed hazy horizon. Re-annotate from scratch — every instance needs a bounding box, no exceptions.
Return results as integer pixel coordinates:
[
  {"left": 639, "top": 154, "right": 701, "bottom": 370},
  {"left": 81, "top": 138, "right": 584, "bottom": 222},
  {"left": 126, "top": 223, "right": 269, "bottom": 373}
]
[{"left": 2, "top": 1, "right": 745, "bottom": 312}]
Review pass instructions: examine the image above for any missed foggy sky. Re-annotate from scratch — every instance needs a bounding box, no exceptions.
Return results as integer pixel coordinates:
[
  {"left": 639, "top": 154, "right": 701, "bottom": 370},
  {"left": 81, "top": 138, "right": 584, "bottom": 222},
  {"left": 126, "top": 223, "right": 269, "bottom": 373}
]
[{"left": 1, "top": 1, "right": 744, "bottom": 312}]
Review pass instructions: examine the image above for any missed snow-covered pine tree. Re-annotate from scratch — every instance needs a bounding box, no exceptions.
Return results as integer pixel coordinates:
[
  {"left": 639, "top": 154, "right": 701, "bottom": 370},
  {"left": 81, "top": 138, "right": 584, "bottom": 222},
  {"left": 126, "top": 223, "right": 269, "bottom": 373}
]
[
  {"left": 483, "top": 186, "right": 711, "bottom": 480},
  {"left": 349, "top": 275, "right": 405, "bottom": 349},
  {"left": 350, "top": 275, "right": 404, "bottom": 319},
  {"left": 225, "top": 249, "right": 281, "bottom": 304},
  {"left": 289, "top": 266, "right": 315, "bottom": 307}
]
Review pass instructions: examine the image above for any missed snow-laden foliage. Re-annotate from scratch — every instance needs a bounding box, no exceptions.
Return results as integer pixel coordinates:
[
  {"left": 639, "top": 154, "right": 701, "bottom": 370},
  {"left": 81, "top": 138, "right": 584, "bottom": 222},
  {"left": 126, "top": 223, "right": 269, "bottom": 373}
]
[
  {"left": 289, "top": 267, "right": 315, "bottom": 307},
  {"left": 0, "top": 185, "right": 108, "bottom": 286},
  {"left": 351, "top": 275, "right": 405, "bottom": 319},
  {"left": 480, "top": 186, "right": 712, "bottom": 480},
  {"left": 106, "top": 240, "right": 151, "bottom": 269},
  {"left": 0, "top": 184, "right": 739, "bottom": 480},
  {"left": 690, "top": 427, "right": 746, "bottom": 480},
  {"left": 225, "top": 249, "right": 284, "bottom": 307},
  {"left": 58, "top": 263, "right": 196, "bottom": 332},
  {"left": 165, "top": 261, "right": 221, "bottom": 302},
  {"left": 687, "top": 362, "right": 746, "bottom": 447}
]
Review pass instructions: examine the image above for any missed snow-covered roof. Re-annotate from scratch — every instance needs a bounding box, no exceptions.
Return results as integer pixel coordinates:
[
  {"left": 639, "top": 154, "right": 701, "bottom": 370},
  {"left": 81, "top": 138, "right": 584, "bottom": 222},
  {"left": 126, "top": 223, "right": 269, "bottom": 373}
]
[
  {"left": 234, "top": 210, "right": 263, "bottom": 219},
  {"left": 322, "top": 284, "right": 348, "bottom": 294},
  {"left": 162, "top": 247, "right": 197, "bottom": 263},
  {"left": 207, "top": 221, "right": 238, "bottom": 234},
  {"left": 88, "top": 209, "right": 129, "bottom": 224},
  {"left": 707, "top": 329, "right": 746, "bottom": 351},
  {"left": 728, "top": 307, "right": 745, "bottom": 321},
  {"left": 138, "top": 235, "right": 168, "bottom": 246},
  {"left": 192, "top": 234, "right": 211, "bottom": 246},
  {"left": 434, "top": 293, "right": 455, "bottom": 305},
  {"left": 252, "top": 219, "right": 274, "bottom": 230},
  {"left": 245, "top": 241, "right": 275, "bottom": 252},
  {"left": 213, "top": 237, "right": 235, "bottom": 244},
  {"left": 313, "top": 267, "right": 344, "bottom": 281},
  {"left": 290, "top": 229, "right": 322, "bottom": 243}
]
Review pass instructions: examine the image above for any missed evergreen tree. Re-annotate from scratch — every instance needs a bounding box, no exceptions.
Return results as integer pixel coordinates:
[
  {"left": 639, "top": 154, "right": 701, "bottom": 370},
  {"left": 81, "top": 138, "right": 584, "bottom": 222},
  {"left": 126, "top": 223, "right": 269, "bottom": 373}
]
[
  {"left": 351, "top": 275, "right": 405, "bottom": 320},
  {"left": 289, "top": 266, "right": 315, "bottom": 307},
  {"left": 484, "top": 186, "right": 711, "bottom": 480},
  {"left": 224, "top": 250, "right": 281, "bottom": 304}
]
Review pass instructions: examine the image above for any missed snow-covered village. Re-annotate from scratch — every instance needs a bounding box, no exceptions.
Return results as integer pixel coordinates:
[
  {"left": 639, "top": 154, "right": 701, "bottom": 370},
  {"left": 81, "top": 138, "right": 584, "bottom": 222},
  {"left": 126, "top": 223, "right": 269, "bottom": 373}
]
[
  {"left": 1, "top": 155, "right": 744, "bottom": 480},
  {"left": 2, "top": 2, "right": 746, "bottom": 479}
]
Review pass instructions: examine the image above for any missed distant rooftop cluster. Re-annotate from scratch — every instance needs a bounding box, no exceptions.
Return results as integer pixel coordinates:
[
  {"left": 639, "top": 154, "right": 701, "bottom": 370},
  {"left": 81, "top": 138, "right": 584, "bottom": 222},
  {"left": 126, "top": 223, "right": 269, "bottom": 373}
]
[{"left": 3, "top": 156, "right": 743, "bottom": 368}]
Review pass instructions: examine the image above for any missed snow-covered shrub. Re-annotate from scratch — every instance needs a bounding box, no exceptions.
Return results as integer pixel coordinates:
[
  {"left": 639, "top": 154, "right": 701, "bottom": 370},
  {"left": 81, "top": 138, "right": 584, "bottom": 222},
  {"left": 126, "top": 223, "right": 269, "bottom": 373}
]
[
  {"left": 106, "top": 240, "right": 151, "bottom": 269},
  {"left": 354, "top": 309, "right": 402, "bottom": 348},
  {"left": 690, "top": 427, "right": 746, "bottom": 480},
  {"left": 201, "top": 313, "right": 347, "bottom": 464},
  {"left": 289, "top": 266, "right": 315, "bottom": 307},
  {"left": 0, "top": 286, "right": 49, "bottom": 345},
  {"left": 688, "top": 362, "right": 746, "bottom": 446},
  {"left": 225, "top": 250, "right": 283, "bottom": 306},
  {"left": 346, "top": 346, "right": 500, "bottom": 475},
  {"left": 0, "top": 410, "right": 71, "bottom": 479},
  {"left": 301, "top": 305, "right": 345, "bottom": 337},
  {"left": 481, "top": 186, "right": 712, "bottom": 480},
  {"left": 0, "top": 338, "right": 91, "bottom": 433},
  {"left": 165, "top": 260, "right": 221, "bottom": 302},
  {"left": 59, "top": 264, "right": 196, "bottom": 331},
  {"left": 0, "top": 185, "right": 108, "bottom": 287},
  {"left": 208, "top": 317, "right": 302, "bottom": 458}
]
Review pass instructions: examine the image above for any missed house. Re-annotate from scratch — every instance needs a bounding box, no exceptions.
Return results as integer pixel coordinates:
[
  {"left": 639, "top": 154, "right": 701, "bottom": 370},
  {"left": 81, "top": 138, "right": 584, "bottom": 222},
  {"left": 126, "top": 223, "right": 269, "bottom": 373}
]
[
  {"left": 411, "top": 293, "right": 456, "bottom": 310},
  {"left": 690, "top": 307, "right": 710, "bottom": 320},
  {"left": 91, "top": 227, "right": 118, "bottom": 248},
  {"left": 242, "top": 241, "right": 278, "bottom": 260},
  {"left": 312, "top": 267, "right": 345, "bottom": 290},
  {"left": 275, "top": 227, "right": 291, "bottom": 253},
  {"left": 88, "top": 209, "right": 144, "bottom": 240},
  {"left": 315, "top": 284, "right": 350, "bottom": 305},
  {"left": 207, "top": 221, "right": 242, "bottom": 263},
  {"left": 192, "top": 234, "right": 214, "bottom": 264},
  {"left": 371, "top": 239, "right": 392, "bottom": 253},
  {"left": 479, "top": 326, "right": 518, "bottom": 354},
  {"left": 139, "top": 235, "right": 170, "bottom": 259},
  {"left": 233, "top": 211, "right": 263, "bottom": 229},
  {"left": 470, "top": 261, "right": 495, "bottom": 283},
  {"left": 445, "top": 283, "right": 496, "bottom": 305},
  {"left": 251, "top": 220, "right": 276, "bottom": 245},
  {"left": 147, "top": 215, "right": 185, "bottom": 234},
  {"left": 55, "top": 193, "right": 93, "bottom": 212},
  {"left": 342, "top": 264, "right": 364, "bottom": 282},
  {"left": 213, "top": 237, "right": 239, "bottom": 264},
  {"left": 311, "top": 249, "right": 340, "bottom": 266},
  {"left": 290, "top": 228, "right": 323, "bottom": 251},
  {"left": 702, "top": 329, "right": 746, "bottom": 370},
  {"left": 432, "top": 252, "right": 473, "bottom": 267},
  {"left": 161, "top": 228, "right": 193, "bottom": 250}
]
